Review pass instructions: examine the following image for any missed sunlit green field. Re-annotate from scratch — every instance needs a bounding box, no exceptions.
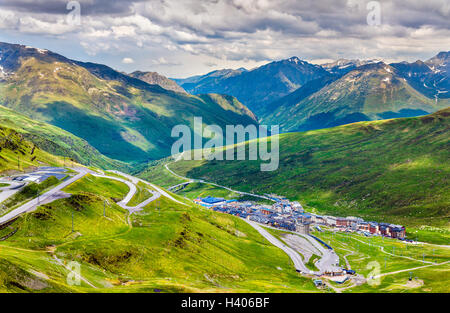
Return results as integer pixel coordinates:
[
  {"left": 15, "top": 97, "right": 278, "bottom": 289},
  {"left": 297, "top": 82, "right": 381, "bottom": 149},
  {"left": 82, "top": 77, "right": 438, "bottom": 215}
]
[
  {"left": 0, "top": 105, "right": 127, "bottom": 170},
  {"left": 127, "top": 182, "right": 154, "bottom": 207},
  {"left": 0, "top": 125, "right": 67, "bottom": 174},
  {"left": 0, "top": 169, "right": 448, "bottom": 293}
]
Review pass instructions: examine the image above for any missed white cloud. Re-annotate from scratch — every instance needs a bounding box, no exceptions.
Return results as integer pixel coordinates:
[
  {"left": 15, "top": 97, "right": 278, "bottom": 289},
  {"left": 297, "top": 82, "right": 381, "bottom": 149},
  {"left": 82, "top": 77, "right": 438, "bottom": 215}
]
[
  {"left": 152, "top": 57, "right": 180, "bottom": 66},
  {"left": 0, "top": 0, "right": 448, "bottom": 77},
  {"left": 122, "top": 57, "right": 134, "bottom": 64}
]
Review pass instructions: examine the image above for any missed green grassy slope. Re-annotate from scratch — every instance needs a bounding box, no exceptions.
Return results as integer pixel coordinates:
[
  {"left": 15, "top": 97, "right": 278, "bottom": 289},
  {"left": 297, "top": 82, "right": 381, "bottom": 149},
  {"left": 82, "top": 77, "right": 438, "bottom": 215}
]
[
  {"left": 0, "top": 42, "right": 257, "bottom": 163},
  {"left": 165, "top": 109, "right": 450, "bottom": 229},
  {"left": 173, "top": 182, "right": 272, "bottom": 204},
  {"left": 137, "top": 159, "right": 189, "bottom": 188},
  {"left": 0, "top": 174, "right": 317, "bottom": 293},
  {"left": 0, "top": 124, "right": 69, "bottom": 174},
  {"left": 0, "top": 105, "right": 128, "bottom": 170},
  {"left": 127, "top": 182, "right": 153, "bottom": 207}
]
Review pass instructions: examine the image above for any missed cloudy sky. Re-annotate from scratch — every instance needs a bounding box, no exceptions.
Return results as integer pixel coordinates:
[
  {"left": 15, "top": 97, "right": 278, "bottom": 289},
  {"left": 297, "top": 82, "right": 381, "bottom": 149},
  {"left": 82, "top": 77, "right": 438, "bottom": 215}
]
[{"left": 0, "top": 0, "right": 449, "bottom": 77}]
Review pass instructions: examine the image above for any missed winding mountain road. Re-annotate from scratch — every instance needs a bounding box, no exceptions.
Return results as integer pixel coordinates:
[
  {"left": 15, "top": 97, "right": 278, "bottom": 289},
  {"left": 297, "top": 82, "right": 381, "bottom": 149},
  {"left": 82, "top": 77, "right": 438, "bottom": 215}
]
[
  {"left": 247, "top": 221, "right": 342, "bottom": 275},
  {"left": 90, "top": 172, "right": 161, "bottom": 213},
  {"left": 107, "top": 170, "right": 188, "bottom": 206},
  {"left": 0, "top": 167, "right": 168, "bottom": 225},
  {"left": 165, "top": 162, "right": 274, "bottom": 202},
  {"left": 165, "top": 161, "right": 344, "bottom": 275},
  {"left": 244, "top": 219, "right": 313, "bottom": 274}
]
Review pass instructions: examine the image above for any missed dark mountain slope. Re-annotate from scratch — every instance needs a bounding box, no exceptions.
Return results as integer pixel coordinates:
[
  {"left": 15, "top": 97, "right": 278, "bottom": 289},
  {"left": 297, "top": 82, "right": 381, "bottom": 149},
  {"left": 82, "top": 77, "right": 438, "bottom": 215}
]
[
  {"left": 175, "top": 57, "right": 329, "bottom": 115},
  {"left": 391, "top": 51, "right": 449, "bottom": 100},
  {"left": 262, "top": 62, "right": 448, "bottom": 131}
]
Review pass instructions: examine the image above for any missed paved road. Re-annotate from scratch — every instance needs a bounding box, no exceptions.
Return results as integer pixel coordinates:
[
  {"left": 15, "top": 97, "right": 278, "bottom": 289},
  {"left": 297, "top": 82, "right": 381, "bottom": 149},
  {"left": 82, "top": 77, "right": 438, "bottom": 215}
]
[
  {"left": 0, "top": 181, "right": 26, "bottom": 204},
  {"left": 315, "top": 249, "right": 341, "bottom": 274},
  {"left": 299, "top": 234, "right": 340, "bottom": 274},
  {"left": 0, "top": 167, "right": 165, "bottom": 224},
  {"left": 107, "top": 170, "right": 188, "bottom": 206},
  {"left": 0, "top": 169, "right": 87, "bottom": 225},
  {"left": 167, "top": 181, "right": 191, "bottom": 191},
  {"left": 125, "top": 191, "right": 161, "bottom": 213},
  {"left": 164, "top": 163, "right": 192, "bottom": 183},
  {"left": 283, "top": 234, "right": 320, "bottom": 263},
  {"left": 91, "top": 173, "right": 137, "bottom": 207},
  {"left": 244, "top": 219, "right": 313, "bottom": 274},
  {"left": 248, "top": 222, "right": 341, "bottom": 274},
  {"left": 165, "top": 162, "right": 274, "bottom": 202},
  {"left": 90, "top": 171, "right": 163, "bottom": 213}
]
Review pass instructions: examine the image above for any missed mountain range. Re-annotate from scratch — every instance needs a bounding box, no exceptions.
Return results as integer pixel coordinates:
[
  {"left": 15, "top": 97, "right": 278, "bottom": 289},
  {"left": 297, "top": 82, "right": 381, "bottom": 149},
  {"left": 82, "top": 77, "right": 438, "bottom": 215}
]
[
  {"left": 0, "top": 41, "right": 448, "bottom": 292},
  {"left": 175, "top": 52, "right": 449, "bottom": 131},
  {"left": 0, "top": 42, "right": 257, "bottom": 163},
  {"left": 391, "top": 51, "right": 450, "bottom": 100},
  {"left": 0, "top": 104, "right": 127, "bottom": 170},
  {"left": 262, "top": 62, "right": 448, "bottom": 131},
  {"left": 174, "top": 57, "right": 330, "bottom": 116},
  {"left": 0, "top": 41, "right": 448, "bottom": 166}
]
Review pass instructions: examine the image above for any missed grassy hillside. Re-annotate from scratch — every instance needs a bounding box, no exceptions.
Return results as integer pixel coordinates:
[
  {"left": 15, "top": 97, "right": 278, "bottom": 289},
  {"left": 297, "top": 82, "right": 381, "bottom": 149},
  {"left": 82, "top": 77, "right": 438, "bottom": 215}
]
[
  {"left": 0, "top": 42, "right": 257, "bottom": 163},
  {"left": 165, "top": 109, "right": 450, "bottom": 230},
  {"left": 0, "top": 174, "right": 317, "bottom": 292},
  {"left": 0, "top": 124, "right": 69, "bottom": 174},
  {"left": 0, "top": 105, "right": 128, "bottom": 170},
  {"left": 137, "top": 158, "right": 189, "bottom": 188}
]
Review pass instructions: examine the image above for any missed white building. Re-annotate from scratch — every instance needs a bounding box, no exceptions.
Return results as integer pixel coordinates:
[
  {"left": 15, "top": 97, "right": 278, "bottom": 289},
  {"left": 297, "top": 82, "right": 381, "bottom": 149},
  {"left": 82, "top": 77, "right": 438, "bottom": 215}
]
[{"left": 324, "top": 216, "right": 337, "bottom": 226}]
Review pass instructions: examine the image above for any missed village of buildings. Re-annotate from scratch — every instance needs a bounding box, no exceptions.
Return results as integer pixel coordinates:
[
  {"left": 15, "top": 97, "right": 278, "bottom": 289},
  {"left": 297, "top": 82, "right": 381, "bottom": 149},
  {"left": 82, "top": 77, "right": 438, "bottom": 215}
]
[{"left": 194, "top": 195, "right": 406, "bottom": 240}]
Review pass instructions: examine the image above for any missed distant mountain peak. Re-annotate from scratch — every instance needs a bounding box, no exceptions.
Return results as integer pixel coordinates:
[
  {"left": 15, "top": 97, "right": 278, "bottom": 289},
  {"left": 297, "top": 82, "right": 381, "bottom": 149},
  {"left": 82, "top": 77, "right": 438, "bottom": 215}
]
[
  {"left": 426, "top": 51, "right": 449, "bottom": 69},
  {"left": 321, "top": 58, "right": 385, "bottom": 75},
  {"left": 287, "top": 56, "right": 302, "bottom": 63},
  {"left": 24, "top": 45, "right": 48, "bottom": 55},
  {"left": 129, "top": 71, "right": 187, "bottom": 94},
  {"left": 175, "top": 55, "right": 329, "bottom": 115},
  {"left": 433, "top": 51, "right": 450, "bottom": 60},
  {"left": 283, "top": 56, "right": 313, "bottom": 67},
  {"left": 0, "top": 41, "right": 258, "bottom": 162}
]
